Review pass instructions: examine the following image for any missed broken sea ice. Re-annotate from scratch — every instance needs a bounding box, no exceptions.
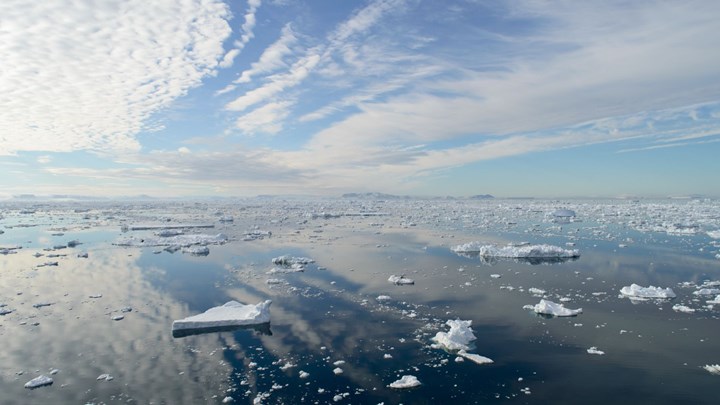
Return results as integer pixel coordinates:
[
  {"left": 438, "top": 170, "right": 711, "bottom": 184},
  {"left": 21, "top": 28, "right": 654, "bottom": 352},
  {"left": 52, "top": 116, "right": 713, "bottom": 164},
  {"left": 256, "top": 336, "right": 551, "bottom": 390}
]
[
  {"left": 526, "top": 299, "right": 582, "bottom": 317},
  {"left": 620, "top": 284, "right": 676, "bottom": 299}
]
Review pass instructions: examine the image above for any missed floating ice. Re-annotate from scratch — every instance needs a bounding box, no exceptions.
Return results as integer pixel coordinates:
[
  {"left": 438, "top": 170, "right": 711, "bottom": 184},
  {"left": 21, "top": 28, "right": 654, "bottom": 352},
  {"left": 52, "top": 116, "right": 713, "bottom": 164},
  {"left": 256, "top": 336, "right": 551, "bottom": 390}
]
[
  {"left": 672, "top": 305, "right": 695, "bottom": 313},
  {"left": 707, "top": 295, "right": 720, "bottom": 305},
  {"left": 388, "top": 375, "right": 421, "bottom": 389},
  {"left": 24, "top": 375, "right": 53, "bottom": 389},
  {"left": 172, "top": 300, "right": 272, "bottom": 333},
  {"left": 620, "top": 284, "right": 676, "bottom": 299},
  {"left": 457, "top": 350, "right": 493, "bottom": 364},
  {"left": 388, "top": 275, "right": 414, "bottom": 285},
  {"left": 587, "top": 347, "right": 605, "bottom": 355},
  {"left": 115, "top": 233, "right": 227, "bottom": 248},
  {"left": 272, "top": 255, "right": 314, "bottom": 266},
  {"left": 332, "top": 367, "right": 343, "bottom": 375},
  {"left": 155, "top": 229, "right": 184, "bottom": 237},
  {"left": 708, "top": 230, "right": 720, "bottom": 239},
  {"left": 127, "top": 224, "right": 214, "bottom": 231},
  {"left": 97, "top": 373, "right": 114, "bottom": 381},
  {"left": 376, "top": 295, "right": 392, "bottom": 301},
  {"left": 693, "top": 288, "right": 720, "bottom": 296},
  {"left": 529, "top": 288, "right": 546, "bottom": 295},
  {"left": 181, "top": 246, "right": 210, "bottom": 256},
  {"left": 431, "top": 319, "right": 476, "bottom": 351},
  {"left": 529, "top": 299, "right": 582, "bottom": 317},
  {"left": 703, "top": 364, "right": 720, "bottom": 375},
  {"left": 452, "top": 242, "right": 580, "bottom": 259}
]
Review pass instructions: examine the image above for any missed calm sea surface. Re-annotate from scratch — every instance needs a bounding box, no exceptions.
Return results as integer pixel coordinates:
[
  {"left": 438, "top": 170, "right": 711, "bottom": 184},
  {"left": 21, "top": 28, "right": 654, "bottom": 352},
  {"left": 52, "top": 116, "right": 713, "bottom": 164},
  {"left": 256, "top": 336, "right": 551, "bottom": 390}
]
[{"left": 1, "top": 198, "right": 719, "bottom": 404}]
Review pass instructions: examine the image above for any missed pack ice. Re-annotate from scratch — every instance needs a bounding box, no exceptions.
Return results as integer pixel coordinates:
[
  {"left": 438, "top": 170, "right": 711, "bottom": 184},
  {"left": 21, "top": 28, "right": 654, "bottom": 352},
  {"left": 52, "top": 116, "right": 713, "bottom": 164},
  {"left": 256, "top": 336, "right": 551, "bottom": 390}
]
[
  {"left": 172, "top": 300, "right": 271, "bottom": 333},
  {"left": 452, "top": 242, "right": 580, "bottom": 258},
  {"left": 620, "top": 284, "right": 676, "bottom": 299}
]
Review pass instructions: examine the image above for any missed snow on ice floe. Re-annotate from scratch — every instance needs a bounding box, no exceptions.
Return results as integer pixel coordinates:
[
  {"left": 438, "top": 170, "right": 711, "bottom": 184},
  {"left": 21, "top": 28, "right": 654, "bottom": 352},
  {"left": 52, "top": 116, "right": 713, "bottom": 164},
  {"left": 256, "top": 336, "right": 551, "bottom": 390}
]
[
  {"left": 672, "top": 304, "right": 695, "bottom": 313},
  {"left": 703, "top": 364, "right": 720, "bottom": 375},
  {"left": 24, "top": 375, "right": 53, "bottom": 389},
  {"left": 587, "top": 347, "right": 605, "bottom": 355},
  {"left": 620, "top": 284, "right": 676, "bottom": 299},
  {"left": 431, "top": 320, "right": 476, "bottom": 352},
  {"left": 526, "top": 299, "right": 582, "bottom": 317},
  {"left": 451, "top": 242, "right": 579, "bottom": 261},
  {"left": 457, "top": 350, "right": 493, "bottom": 365},
  {"left": 388, "top": 375, "right": 421, "bottom": 389},
  {"left": 707, "top": 230, "right": 720, "bottom": 239},
  {"left": 114, "top": 233, "right": 228, "bottom": 248},
  {"left": 388, "top": 275, "right": 414, "bottom": 285},
  {"left": 172, "top": 300, "right": 271, "bottom": 335}
]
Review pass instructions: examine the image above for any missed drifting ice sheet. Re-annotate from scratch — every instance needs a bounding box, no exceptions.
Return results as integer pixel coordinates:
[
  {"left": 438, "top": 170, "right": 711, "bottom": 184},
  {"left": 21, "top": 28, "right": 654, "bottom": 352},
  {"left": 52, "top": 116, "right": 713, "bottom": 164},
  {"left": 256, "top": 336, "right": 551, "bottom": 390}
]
[
  {"left": 620, "top": 284, "right": 676, "bottom": 299},
  {"left": 172, "top": 300, "right": 271, "bottom": 333},
  {"left": 529, "top": 299, "right": 582, "bottom": 317},
  {"left": 452, "top": 242, "right": 580, "bottom": 258},
  {"left": 388, "top": 375, "right": 421, "bottom": 389}
]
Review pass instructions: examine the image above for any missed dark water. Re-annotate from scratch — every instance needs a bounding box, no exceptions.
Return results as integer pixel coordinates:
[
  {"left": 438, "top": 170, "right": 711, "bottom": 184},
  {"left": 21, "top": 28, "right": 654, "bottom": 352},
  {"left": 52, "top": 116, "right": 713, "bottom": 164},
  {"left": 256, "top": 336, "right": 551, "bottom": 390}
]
[{"left": 1, "top": 199, "right": 720, "bottom": 404}]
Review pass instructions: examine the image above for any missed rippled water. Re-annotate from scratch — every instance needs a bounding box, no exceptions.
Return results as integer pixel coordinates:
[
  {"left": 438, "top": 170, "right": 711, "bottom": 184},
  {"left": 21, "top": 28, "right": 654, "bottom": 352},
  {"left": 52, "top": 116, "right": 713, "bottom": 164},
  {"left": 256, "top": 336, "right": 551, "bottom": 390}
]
[{"left": 1, "top": 199, "right": 720, "bottom": 404}]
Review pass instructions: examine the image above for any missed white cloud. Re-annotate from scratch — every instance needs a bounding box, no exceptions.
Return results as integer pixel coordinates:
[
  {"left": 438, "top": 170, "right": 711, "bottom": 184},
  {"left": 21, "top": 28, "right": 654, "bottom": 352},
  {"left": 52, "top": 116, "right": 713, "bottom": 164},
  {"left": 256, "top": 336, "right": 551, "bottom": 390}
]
[
  {"left": 0, "top": 0, "right": 232, "bottom": 155},
  {"left": 235, "top": 24, "right": 297, "bottom": 84},
  {"left": 235, "top": 100, "right": 294, "bottom": 135}
]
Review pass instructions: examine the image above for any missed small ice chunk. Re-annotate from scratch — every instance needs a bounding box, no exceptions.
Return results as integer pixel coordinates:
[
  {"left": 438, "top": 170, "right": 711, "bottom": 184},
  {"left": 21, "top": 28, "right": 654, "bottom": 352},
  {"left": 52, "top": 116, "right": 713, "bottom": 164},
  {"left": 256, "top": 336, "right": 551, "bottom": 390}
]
[
  {"left": 490, "top": 274, "right": 501, "bottom": 279},
  {"left": 672, "top": 304, "right": 695, "bottom": 313},
  {"left": 383, "top": 354, "right": 393, "bottom": 359},
  {"left": 693, "top": 288, "right": 720, "bottom": 296},
  {"left": 89, "top": 294, "right": 103, "bottom": 299},
  {"left": 172, "top": 300, "right": 272, "bottom": 332},
  {"left": 707, "top": 230, "right": 720, "bottom": 239},
  {"left": 333, "top": 367, "right": 343, "bottom": 375},
  {"left": 530, "top": 299, "right": 582, "bottom": 317},
  {"left": 707, "top": 295, "right": 720, "bottom": 305},
  {"left": 388, "top": 275, "right": 414, "bottom": 285},
  {"left": 266, "top": 278, "right": 284, "bottom": 285},
  {"left": 97, "top": 373, "right": 113, "bottom": 381},
  {"left": 703, "top": 364, "right": 720, "bottom": 375},
  {"left": 529, "top": 288, "right": 546, "bottom": 295},
  {"left": 432, "top": 319, "right": 476, "bottom": 351},
  {"left": 376, "top": 295, "right": 392, "bottom": 301},
  {"left": 388, "top": 375, "right": 421, "bottom": 389},
  {"left": 620, "top": 284, "right": 676, "bottom": 299},
  {"left": 333, "top": 360, "right": 345, "bottom": 366},
  {"left": 299, "top": 371, "right": 310, "bottom": 379},
  {"left": 222, "top": 396, "right": 234, "bottom": 403},
  {"left": 112, "top": 315, "right": 124, "bottom": 321},
  {"left": 24, "top": 375, "right": 53, "bottom": 389},
  {"left": 587, "top": 347, "right": 605, "bottom": 355}
]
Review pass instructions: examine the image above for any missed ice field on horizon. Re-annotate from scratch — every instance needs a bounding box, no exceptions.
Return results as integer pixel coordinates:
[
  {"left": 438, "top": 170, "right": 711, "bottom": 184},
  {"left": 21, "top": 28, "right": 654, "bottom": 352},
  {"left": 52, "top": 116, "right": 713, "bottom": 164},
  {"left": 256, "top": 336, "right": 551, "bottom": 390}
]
[{"left": 2, "top": 196, "right": 720, "bottom": 404}]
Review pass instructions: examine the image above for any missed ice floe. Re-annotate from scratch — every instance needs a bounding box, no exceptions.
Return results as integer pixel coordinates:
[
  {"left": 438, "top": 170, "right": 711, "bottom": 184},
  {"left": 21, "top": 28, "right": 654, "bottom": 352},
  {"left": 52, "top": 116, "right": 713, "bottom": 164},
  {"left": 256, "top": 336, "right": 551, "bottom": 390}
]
[
  {"left": 672, "top": 304, "right": 695, "bottom": 313},
  {"left": 431, "top": 319, "right": 476, "bottom": 351},
  {"left": 172, "top": 300, "right": 272, "bottom": 335},
  {"left": 526, "top": 299, "right": 582, "bottom": 317},
  {"left": 587, "top": 347, "right": 605, "bottom": 355},
  {"left": 452, "top": 242, "right": 580, "bottom": 262},
  {"left": 388, "top": 375, "right": 421, "bottom": 389},
  {"left": 620, "top": 284, "right": 676, "bottom": 299},
  {"left": 115, "top": 233, "right": 228, "bottom": 248},
  {"left": 24, "top": 375, "right": 53, "bottom": 389},
  {"left": 388, "top": 275, "right": 414, "bottom": 285},
  {"left": 703, "top": 364, "right": 720, "bottom": 375},
  {"left": 457, "top": 350, "right": 493, "bottom": 364}
]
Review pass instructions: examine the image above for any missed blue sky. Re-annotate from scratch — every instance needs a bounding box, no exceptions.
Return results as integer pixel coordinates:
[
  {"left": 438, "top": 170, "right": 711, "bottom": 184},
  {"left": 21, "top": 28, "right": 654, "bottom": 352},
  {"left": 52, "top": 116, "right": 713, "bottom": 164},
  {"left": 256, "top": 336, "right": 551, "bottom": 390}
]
[{"left": 1, "top": 0, "right": 719, "bottom": 198}]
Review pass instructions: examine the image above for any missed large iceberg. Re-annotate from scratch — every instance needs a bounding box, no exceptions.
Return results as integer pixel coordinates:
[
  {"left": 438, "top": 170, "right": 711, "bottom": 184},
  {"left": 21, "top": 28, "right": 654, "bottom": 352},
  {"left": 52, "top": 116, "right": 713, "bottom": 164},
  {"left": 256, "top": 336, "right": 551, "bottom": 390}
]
[
  {"left": 172, "top": 300, "right": 271, "bottom": 336},
  {"left": 528, "top": 299, "right": 582, "bottom": 317},
  {"left": 620, "top": 284, "right": 676, "bottom": 299},
  {"left": 431, "top": 319, "right": 476, "bottom": 351},
  {"left": 452, "top": 242, "right": 579, "bottom": 260}
]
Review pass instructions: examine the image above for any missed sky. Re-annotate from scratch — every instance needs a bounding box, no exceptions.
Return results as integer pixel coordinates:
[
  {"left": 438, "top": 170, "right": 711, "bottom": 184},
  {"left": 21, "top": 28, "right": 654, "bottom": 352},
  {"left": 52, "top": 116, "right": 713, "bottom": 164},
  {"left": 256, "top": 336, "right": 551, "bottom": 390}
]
[{"left": 1, "top": 0, "right": 719, "bottom": 199}]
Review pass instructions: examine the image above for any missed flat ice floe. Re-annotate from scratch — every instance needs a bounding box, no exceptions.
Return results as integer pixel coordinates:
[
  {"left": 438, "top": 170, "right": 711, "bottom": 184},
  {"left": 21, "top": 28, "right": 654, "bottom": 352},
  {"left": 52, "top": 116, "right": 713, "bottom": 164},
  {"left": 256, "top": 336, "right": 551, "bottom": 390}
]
[
  {"left": 172, "top": 300, "right": 271, "bottom": 334},
  {"left": 24, "top": 375, "right": 53, "bottom": 389},
  {"left": 526, "top": 299, "right": 582, "bottom": 317},
  {"left": 388, "top": 275, "right": 414, "bottom": 285},
  {"left": 114, "top": 233, "right": 228, "bottom": 248},
  {"left": 388, "top": 375, "right": 421, "bottom": 389},
  {"left": 451, "top": 242, "right": 580, "bottom": 259},
  {"left": 620, "top": 284, "right": 676, "bottom": 299},
  {"left": 457, "top": 350, "right": 494, "bottom": 364}
]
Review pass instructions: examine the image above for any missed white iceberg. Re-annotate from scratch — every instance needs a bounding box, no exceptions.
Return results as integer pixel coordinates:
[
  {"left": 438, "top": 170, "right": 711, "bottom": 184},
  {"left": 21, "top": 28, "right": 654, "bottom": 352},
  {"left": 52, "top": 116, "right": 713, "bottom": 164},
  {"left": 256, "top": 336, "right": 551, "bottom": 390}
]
[
  {"left": 388, "top": 375, "right": 421, "bottom": 389},
  {"left": 432, "top": 319, "right": 476, "bottom": 351},
  {"left": 172, "top": 300, "right": 271, "bottom": 333},
  {"left": 620, "top": 284, "right": 676, "bottom": 299},
  {"left": 388, "top": 275, "right": 414, "bottom": 285},
  {"left": 24, "top": 375, "right": 53, "bottom": 389},
  {"left": 529, "top": 299, "right": 582, "bottom": 317},
  {"left": 452, "top": 242, "right": 580, "bottom": 259}
]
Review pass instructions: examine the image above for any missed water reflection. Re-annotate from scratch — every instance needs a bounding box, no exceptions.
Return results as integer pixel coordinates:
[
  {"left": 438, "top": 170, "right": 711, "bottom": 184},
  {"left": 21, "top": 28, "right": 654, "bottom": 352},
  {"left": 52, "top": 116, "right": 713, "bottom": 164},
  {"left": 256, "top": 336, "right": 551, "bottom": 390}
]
[{"left": 172, "top": 322, "right": 272, "bottom": 338}]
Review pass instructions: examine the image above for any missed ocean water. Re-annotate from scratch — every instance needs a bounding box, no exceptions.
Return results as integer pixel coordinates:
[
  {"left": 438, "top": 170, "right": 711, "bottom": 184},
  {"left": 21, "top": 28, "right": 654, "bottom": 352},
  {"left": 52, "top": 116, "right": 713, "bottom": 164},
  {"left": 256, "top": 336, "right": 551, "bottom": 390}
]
[{"left": 1, "top": 198, "right": 720, "bottom": 404}]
